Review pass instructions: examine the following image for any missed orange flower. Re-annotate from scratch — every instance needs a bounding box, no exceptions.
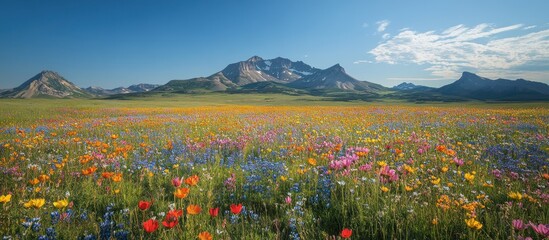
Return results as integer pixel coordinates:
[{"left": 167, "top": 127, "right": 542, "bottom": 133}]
[
  {"left": 102, "top": 172, "right": 115, "bottom": 179},
  {"left": 38, "top": 174, "right": 49, "bottom": 182},
  {"left": 185, "top": 175, "right": 199, "bottom": 186},
  {"left": 29, "top": 178, "right": 40, "bottom": 185},
  {"left": 174, "top": 188, "right": 190, "bottom": 199},
  {"left": 198, "top": 231, "right": 213, "bottom": 240},
  {"left": 111, "top": 173, "right": 123, "bottom": 182},
  {"left": 82, "top": 166, "right": 98, "bottom": 176},
  {"left": 186, "top": 204, "right": 201, "bottom": 215}
]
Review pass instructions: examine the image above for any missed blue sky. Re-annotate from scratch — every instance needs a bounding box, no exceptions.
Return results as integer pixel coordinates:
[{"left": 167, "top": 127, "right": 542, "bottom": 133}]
[{"left": 1, "top": 0, "right": 548, "bottom": 89}]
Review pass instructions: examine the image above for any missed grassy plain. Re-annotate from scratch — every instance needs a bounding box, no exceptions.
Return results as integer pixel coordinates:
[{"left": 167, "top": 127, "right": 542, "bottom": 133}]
[{"left": 0, "top": 94, "right": 548, "bottom": 239}]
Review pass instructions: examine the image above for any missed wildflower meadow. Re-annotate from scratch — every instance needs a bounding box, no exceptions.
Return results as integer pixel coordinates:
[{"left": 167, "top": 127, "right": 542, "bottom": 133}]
[{"left": 0, "top": 103, "right": 548, "bottom": 239}]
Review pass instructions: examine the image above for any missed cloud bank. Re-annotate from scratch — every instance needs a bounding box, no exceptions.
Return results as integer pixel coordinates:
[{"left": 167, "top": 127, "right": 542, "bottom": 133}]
[{"left": 369, "top": 23, "right": 549, "bottom": 80}]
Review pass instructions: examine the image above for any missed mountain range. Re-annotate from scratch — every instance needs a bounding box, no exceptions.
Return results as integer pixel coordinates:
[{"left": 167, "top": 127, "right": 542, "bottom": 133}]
[
  {"left": 1, "top": 56, "right": 548, "bottom": 101},
  {"left": 85, "top": 83, "right": 159, "bottom": 95}
]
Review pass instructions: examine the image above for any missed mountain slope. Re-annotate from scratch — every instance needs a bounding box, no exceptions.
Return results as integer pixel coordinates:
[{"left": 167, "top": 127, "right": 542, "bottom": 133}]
[
  {"left": 1, "top": 71, "right": 93, "bottom": 98},
  {"left": 154, "top": 76, "right": 237, "bottom": 93},
  {"left": 437, "top": 72, "right": 549, "bottom": 100},
  {"left": 219, "top": 56, "right": 320, "bottom": 85},
  {"left": 287, "top": 64, "right": 386, "bottom": 92}
]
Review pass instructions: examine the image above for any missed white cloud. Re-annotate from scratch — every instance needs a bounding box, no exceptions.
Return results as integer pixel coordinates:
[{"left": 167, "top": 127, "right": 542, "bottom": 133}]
[
  {"left": 382, "top": 33, "right": 391, "bottom": 39},
  {"left": 376, "top": 20, "right": 390, "bottom": 32},
  {"left": 387, "top": 77, "right": 446, "bottom": 81},
  {"left": 524, "top": 25, "right": 536, "bottom": 30},
  {"left": 353, "top": 60, "right": 373, "bottom": 64},
  {"left": 369, "top": 23, "right": 549, "bottom": 80}
]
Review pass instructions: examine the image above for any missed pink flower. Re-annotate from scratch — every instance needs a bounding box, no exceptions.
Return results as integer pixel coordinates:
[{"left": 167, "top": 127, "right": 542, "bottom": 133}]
[
  {"left": 529, "top": 222, "right": 549, "bottom": 237},
  {"left": 510, "top": 171, "right": 519, "bottom": 180},
  {"left": 285, "top": 196, "right": 292, "bottom": 205},
  {"left": 492, "top": 169, "right": 502, "bottom": 179},
  {"left": 359, "top": 163, "right": 372, "bottom": 172},
  {"left": 172, "top": 177, "right": 182, "bottom": 187},
  {"left": 379, "top": 165, "right": 399, "bottom": 183},
  {"left": 453, "top": 157, "right": 464, "bottom": 167},
  {"left": 512, "top": 219, "right": 528, "bottom": 230}
]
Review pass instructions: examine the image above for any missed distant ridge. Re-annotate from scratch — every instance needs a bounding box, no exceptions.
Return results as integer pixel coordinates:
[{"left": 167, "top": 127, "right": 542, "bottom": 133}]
[
  {"left": 436, "top": 72, "right": 549, "bottom": 101},
  {"left": 392, "top": 82, "right": 434, "bottom": 91},
  {"left": 85, "top": 83, "right": 159, "bottom": 95},
  {"left": 1, "top": 71, "right": 93, "bottom": 98}
]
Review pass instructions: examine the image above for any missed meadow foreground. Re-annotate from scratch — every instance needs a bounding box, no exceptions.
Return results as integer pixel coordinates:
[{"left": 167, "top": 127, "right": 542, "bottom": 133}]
[{"left": 0, "top": 100, "right": 548, "bottom": 239}]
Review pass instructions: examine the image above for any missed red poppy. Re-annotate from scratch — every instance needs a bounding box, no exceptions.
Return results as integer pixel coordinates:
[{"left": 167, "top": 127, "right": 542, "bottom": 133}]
[
  {"left": 167, "top": 209, "right": 183, "bottom": 218},
  {"left": 230, "top": 203, "right": 243, "bottom": 214},
  {"left": 143, "top": 219, "right": 159, "bottom": 233},
  {"left": 340, "top": 228, "right": 352, "bottom": 238},
  {"left": 162, "top": 216, "right": 178, "bottom": 229},
  {"left": 209, "top": 207, "right": 219, "bottom": 217},
  {"left": 138, "top": 200, "right": 152, "bottom": 211}
]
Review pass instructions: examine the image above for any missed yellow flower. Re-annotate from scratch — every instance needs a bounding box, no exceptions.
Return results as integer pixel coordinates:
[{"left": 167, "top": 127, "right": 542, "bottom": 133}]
[
  {"left": 430, "top": 177, "right": 441, "bottom": 185},
  {"left": 0, "top": 194, "right": 12, "bottom": 204},
  {"left": 464, "top": 173, "right": 475, "bottom": 183},
  {"left": 24, "top": 198, "right": 45, "bottom": 209},
  {"left": 280, "top": 176, "right": 287, "bottom": 182},
  {"left": 380, "top": 186, "right": 389, "bottom": 192},
  {"left": 441, "top": 166, "right": 449, "bottom": 173},
  {"left": 405, "top": 185, "right": 413, "bottom": 191},
  {"left": 53, "top": 199, "right": 69, "bottom": 209},
  {"left": 377, "top": 161, "right": 387, "bottom": 167},
  {"left": 307, "top": 158, "right": 317, "bottom": 166},
  {"left": 404, "top": 165, "right": 415, "bottom": 174},
  {"left": 465, "top": 218, "right": 483, "bottom": 230},
  {"left": 432, "top": 218, "right": 438, "bottom": 225},
  {"left": 508, "top": 191, "right": 523, "bottom": 200}
]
